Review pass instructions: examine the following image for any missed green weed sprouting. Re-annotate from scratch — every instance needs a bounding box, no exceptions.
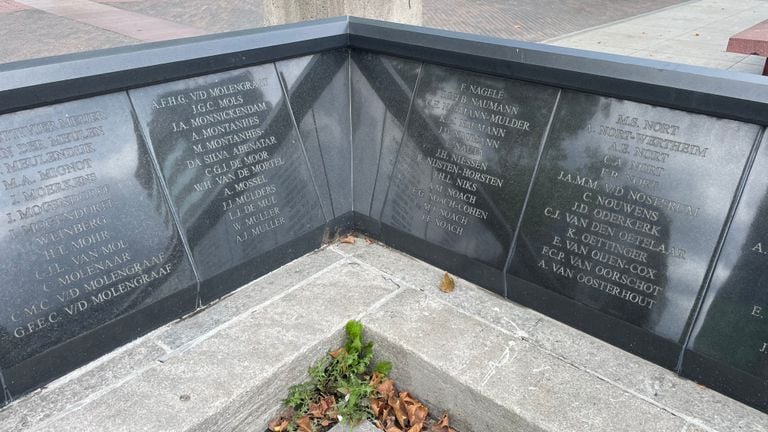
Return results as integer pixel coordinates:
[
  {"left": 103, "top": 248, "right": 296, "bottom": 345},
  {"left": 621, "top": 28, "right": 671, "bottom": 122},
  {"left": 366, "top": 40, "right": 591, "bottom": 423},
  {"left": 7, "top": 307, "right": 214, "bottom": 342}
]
[{"left": 281, "top": 320, "right": 391, "bottom": 431}]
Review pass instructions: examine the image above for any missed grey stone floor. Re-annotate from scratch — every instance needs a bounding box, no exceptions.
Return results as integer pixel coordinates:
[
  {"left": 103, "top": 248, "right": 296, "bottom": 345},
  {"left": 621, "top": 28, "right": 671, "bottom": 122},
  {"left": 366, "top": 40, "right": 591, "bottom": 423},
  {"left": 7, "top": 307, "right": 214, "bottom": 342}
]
[
  {"left": 549, "top": 0, "right": 768, "bottom": 74},
  {"left": 1, "top": 0, "right": 765, "bottom": 75},
  {"left": 423, "top": 0, "right": 688, "bottom": 41},
  {"left": 0, "top": 240, "right": 764, "bottom": 431},
  {"left": 0, "top": 0, "right": 708, "bottom": 64}
]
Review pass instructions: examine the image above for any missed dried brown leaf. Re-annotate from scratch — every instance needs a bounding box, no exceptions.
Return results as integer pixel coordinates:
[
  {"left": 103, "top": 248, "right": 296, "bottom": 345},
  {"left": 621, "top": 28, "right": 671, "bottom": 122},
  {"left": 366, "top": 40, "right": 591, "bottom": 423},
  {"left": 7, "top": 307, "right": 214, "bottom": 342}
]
[
  {"left": 387, "top": 427, "right": 404, "bottom": 432},
  {"left": 309, "top": 395, "right": 336, "bottom": 419},
  {"left": 267, "top": 418, "right": 289, "bottom": 431},
  {"left": 370, "top": 371, "right": 384, "bottom": 387},
  {"left": 377, "top": 379, "right": 396, "bottom": 398},
  {"left": 371, "top": 397, "right": 389, "bottom": 418},
  {"left": 389, "top": 395, "right": 408, "bottom": 429},
  {"left": 296, "top": 415, "right": 313, "bottom": 432},
  {"left": 308, "top": 403, "right": 322, "bottom": 419},
  {"left": 430, "top": 413, "right": 458, "bottom": 432},
  {"left": 439, "top": 273, "right": 455, "bottom": 293},
  {"left": 382, "top": 416, "right": 397, "bottom": 430},
  {"left": 406, "top": 425, "right": 423, "bottom": 432},
  {"left": 407, "top": 403, "right": 428, "bottom": 426},
  {"left": 340, "top": 235, "right": 356, "bottom": 244},
  {"left": 399, "top": 391, "right": 415, "bottom": 405},
  {"left": 329, "top": 347, "right": 346, "bottom": 359},
  {"left": 365, "top": 236, "right": 374, "bottom": 245}
]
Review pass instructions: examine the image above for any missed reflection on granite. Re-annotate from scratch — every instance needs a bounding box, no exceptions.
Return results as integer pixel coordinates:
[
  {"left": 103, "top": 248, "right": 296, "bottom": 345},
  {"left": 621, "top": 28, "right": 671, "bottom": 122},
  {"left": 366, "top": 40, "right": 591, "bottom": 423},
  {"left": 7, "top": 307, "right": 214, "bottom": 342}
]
[
  {"left": 277, "top": 49, "right": 351, "bottom": 220},
  {"left": 509, "top": 91, "right": 760, "bottom": 342},
  {"left": 130, "top": 64, "right": 326, "bottom": 285},
  {"left": 0, "top": 93, "right": 196, "bottom": 386},
  {"left": 351, "top": 50, "right": 422, "bottom": 223},
  {"left": 380, "top": 63, "right": 559, "bottom": 270},
  {"left": 1, "top": 48, "right": 767, "bottom": 413},
  {"left": 688, "top": 132, "right": 768, "bottom": 379}
]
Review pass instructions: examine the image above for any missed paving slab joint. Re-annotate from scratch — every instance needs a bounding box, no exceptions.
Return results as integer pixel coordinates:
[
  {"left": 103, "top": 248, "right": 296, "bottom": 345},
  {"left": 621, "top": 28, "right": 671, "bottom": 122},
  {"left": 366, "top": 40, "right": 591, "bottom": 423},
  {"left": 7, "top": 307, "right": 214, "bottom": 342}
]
[{"left": 190, "top": 327, "right": 349, "bottom": 432}]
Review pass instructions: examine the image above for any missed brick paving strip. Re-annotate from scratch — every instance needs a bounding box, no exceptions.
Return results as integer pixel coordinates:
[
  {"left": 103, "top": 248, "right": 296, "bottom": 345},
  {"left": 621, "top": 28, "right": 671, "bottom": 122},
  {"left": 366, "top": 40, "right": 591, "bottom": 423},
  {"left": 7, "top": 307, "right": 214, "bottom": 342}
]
[
  {"left": 0, "top": 1, "right": 28, "bottom": 13},
  {"left": 14, "top": 0, "right": 208, "bottom": 42}
]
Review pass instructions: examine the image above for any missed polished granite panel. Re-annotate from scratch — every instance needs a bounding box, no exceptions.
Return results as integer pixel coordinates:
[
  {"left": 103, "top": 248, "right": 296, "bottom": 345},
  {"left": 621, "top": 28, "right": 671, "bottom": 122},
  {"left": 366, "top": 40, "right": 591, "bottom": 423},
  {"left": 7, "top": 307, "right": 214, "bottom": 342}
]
[
  {"left": 350, "top": 50, "right": 422, "bottom": 224},
  {"left": 509, "top": 90, "right": 760, "bottom": 342},
  {"left": 684, "top": 133, "right": 768, "bottom": 408},
  {"left": 0, "top": 93, "right": 196, "bottom": 392},
  {"left": 379, "top": 63, "right": 560, "bottom": 271},
  {"left": 276, "top": 49, "right": 351, "bottom": 221},
  {"left": 129, "top": 64, "right": 326, "bottom": 290}
]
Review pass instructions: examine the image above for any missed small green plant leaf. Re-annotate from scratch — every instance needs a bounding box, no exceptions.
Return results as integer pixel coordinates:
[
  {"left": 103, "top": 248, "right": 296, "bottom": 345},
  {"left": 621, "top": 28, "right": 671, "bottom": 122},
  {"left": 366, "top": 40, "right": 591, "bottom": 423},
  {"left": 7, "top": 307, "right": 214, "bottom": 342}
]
[
  {"left": 275, "top": 320, "right": 389, "bottom": 430},
  {"left": 373, "top": 361, "right": 392, "bottom": 376},
  {"left": 345, "top": 320, "right": 363, "bottom": 341}
]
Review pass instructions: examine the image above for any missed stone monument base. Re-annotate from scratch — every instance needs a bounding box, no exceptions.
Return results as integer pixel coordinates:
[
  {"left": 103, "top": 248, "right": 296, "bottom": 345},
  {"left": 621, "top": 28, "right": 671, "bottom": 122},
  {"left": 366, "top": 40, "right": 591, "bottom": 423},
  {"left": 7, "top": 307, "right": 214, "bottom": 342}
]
[{"left": 0, "top": 242, "right": 761, "bottom": 432}]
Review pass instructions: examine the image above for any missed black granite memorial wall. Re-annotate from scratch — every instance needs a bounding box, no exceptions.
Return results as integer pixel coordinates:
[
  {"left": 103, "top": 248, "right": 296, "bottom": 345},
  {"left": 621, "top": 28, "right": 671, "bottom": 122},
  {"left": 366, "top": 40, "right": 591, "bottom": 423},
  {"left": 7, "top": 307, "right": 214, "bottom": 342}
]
[
  {"left": 0, "top": 94, "right": 197, "bottom": 397},
  {"left": 1, "top": 17, "right": 767, "bottom": 413}
]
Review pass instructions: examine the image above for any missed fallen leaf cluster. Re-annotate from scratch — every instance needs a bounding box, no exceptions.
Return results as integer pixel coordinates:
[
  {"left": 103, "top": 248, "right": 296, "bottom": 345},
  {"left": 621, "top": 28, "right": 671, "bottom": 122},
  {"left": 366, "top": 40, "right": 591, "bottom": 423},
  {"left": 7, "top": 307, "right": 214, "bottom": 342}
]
[
  {"left": 268, "top": 320, "right": 392, "bottom": 432},
  {"left": 268, "top": 395, "right": 337, "bottom": 432},
  {"left": 439, "top": 273, "right": 455, "bottom": 293},
  {"left": 370, "top": 374, "right": 457, "bottom": 432},
  {"left": 268, "top": 320, "right": 459, "bottom": 432}
]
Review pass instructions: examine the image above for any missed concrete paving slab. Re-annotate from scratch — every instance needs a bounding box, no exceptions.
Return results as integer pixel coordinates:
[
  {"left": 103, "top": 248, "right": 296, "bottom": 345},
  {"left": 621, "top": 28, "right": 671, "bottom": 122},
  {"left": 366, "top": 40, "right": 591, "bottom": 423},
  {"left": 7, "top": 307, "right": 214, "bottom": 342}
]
[
  {"left": 740, "top": 54, "right": 767, "bottom": 65},
  {"left": 364, "top": 289, "right": 689, "bottom": 432},
  {"left": 369, "top": 326, "right": 539, "bottom": 432},
  {"left": 593, "top": 22, "right": 690, "bottom": 39},
  {"left": 554, "top": 30, "right": 664, "bottom": 50},
  {"left": 550, "top": 0, "right": 768, "bottom": 74},
  {"left": 349, "top": 243, "right": 542, "bottom": 338},
  {"left": 0, "top": 337, "right": 165, "bottom": 431},
  {"left": 424, "top": 0, "right": 688, "bottom": 42},
  {"left": 30, "top": 260, "right": 396, "bottom": 432},
  {"left": 528, "top": 317, "right": 768, "bottom": 432},
  {"left": 729, "top": 61, "right": 765, "bottom": 73},
  {"left": 153, "top": 248, "right": 345, "bottom": 352},
  {"left": 651, "top": 38, "right": 746, "bottom": 57},
  {"left": 675, "top": 28, "right": 739, "bottom": 43}
]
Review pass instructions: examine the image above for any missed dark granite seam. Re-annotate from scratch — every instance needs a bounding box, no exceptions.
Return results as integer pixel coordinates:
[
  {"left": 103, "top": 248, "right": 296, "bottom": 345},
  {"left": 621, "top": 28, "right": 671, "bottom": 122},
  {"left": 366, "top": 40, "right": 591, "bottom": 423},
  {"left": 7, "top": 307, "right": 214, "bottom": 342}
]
[
  {"left": 310, "top": 108, "right": 337, "bottom": 219},
  {"left": 676, "top": 126, "right": 768, "bottom": 372},
  {"left": 274, "top": 62, "right": 331, "bottom": 223},
  {"left": 367, "top": 103, "right": 389, "bottom": 216},
  {"left": 126, "top": 92, "right": 204, "bottom": 308},
  {"left": 0, "top": 370, "right": 10, "bottom": 406},
  {"left": 347, "top": 48, "right": 355, "bottom": 216},
  {"left": 375, "top": 62, "right": 424, "bottom": 222},
  {"left": 502, "top": 89, "right": 563, "bottom": 298}
]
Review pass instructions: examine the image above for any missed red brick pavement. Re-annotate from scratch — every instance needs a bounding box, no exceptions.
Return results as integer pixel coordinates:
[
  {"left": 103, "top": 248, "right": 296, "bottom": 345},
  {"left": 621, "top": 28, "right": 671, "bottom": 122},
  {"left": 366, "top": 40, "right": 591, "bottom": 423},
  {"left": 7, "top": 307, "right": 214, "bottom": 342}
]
[
  {"left": 0, "top": 1, "right": 29, "bottom": 14},
  {"left": 13, "top": 0, "right": 208, "bottom": 41}
]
